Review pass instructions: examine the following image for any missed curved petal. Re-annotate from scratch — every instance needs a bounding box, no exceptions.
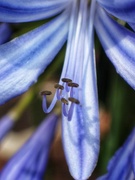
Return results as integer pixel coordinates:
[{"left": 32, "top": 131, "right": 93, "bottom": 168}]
[
  {"left": 0, "top": 113, "right": 58, "bottom": 179},
  {"left": 0, "top": 9, "right": 70, "bottom": 105},
  {"left": 97, "top": 0, "right": 135, "bottom": 23},
  {"left": 0, "top": 0, "right": 71, "bottom": 22},
  {"left": 94, "top": 5, "right": 135, "bottom": 90},
  {"left": 97, "top": 128, "right": 135, "bottom": 180},
  {"left": 0, "top": 23, "right": 12, "bottom": 44},
  {"left": 0, "top": 115, "right": 14, "bottom": 141},
  {"left": 62, "top": 0, "right": 99, "bottom": 179}
]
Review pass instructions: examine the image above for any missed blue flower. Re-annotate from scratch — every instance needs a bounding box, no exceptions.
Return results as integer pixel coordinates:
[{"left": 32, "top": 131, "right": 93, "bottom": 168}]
[
  {"left": 97, "top": 128, "right": 135, "bottom": 180},
  {"left": 0, "top": 113, "right": 58, "bottom": 180},
  {"left": 0, "top": 0, "right": 135, "bottom": 179}
]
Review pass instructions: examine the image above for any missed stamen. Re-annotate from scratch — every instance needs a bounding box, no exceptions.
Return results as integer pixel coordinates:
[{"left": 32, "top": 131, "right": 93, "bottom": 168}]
[
  {"left": 61, "top": 96, "right": 80, "bottom": 121},
  {"left": 62, "top": 78, "right": 72, "bottom": 92},
  {"left": 54, "top": 84, "right": 64, "bottom": 90},
  {"left": 68, "top": 97, "right": 80, "bottom": 104},
  {"left": 41, "top": 82, "right": 80, "bottom": 121},
  {"left": 68, "top": 102, "right": 74, "bottom": 121},
  {"left": 61, "top": 98, "right": 68, "bottom": 117},
  {"left": 40, "top": 91, "right": 52, "bottom": 96},
  {"left": 41, "top": 90, "right": 60, "bottom": 113},
  {"left": 68, "top": 82, "right": 79, "bottom": 88},
  {"left": 54, "top": 84, "right": 64, "bottom": 100},
  {"left": 68, "top": 97, "right": 80, "bottom": 121},
  {"left": 61, "top": 98, "right": 69, "bottom": 105},
  {"left": 62, "top": 78, "right": 72, "bottom": 83},
  {"left": 68, "top": 82, "right": 79, "bottom": 96}
]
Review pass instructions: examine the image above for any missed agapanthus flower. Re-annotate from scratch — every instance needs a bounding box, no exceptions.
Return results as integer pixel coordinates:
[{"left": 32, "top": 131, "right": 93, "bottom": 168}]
[
  {"left": 97, "top": 128, "right": 135, "bottom": 180},
  {"left": 0, "top": 113, "right": 58, "bottom": 180},
  {"left": 0, "top": 0, "right": 135, "bottom": 179}
]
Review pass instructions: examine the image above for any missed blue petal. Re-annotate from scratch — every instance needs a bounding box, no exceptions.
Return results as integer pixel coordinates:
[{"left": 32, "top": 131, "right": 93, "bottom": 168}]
[
  {"left": 0, "top": 113, "right": 58, "bottom": 179},
  {"left": 0, "top": 0, "right": 71, "bottom": 22},
  {"left": 94, "top": 6, "right": 135, "bottom": 90},
  {"left": 133, "top": 146, "right": 135, "bottom": 175},
  {"left": 0, "top": 9, "right": 69, "bottom": 105},
  {"left": 0, "top": 115, "right": 14, "bottom": 141},
  {"left": 0, "top": 23, "right": 12, "bottom": 44},
  {"left": 97, "top": 0, "right": 135, "bottom": 23},
  {"left": 62, "top": 0, "right": 99, "bottom": 179},
  {"left": 62, "top": 106, "right": 99, "bottom": 179},
  {"left": 97, "top": 128, "right": 135, "bottom": 180}
]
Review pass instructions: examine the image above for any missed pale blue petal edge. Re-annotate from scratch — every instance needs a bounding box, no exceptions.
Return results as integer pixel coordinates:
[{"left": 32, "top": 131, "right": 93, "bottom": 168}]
[
  {"left": 97, "top": 0, "right": 135, "bottom": 23},
  {"left": 94, "top": 5, "right": 135, "bottom": 90},
  {"left": 0, "top": 9, "right": 70, "bottom": 105},
  {"left": 0, "top": 113, "right": 58, "bottom": 179},
  {"left": 0, "top": 0, "right": 71, "bottom": 22},
  {"left": 0, "top": 23, "right": 12, "bottom": 44},
  {"left": 0, "top": 115, "right": 14, "bottom": 141}
]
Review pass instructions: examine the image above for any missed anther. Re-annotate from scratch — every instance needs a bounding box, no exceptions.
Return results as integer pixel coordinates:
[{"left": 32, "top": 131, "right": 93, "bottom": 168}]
[
  {"left": 62, "top": 78, "right": 72, "bottom": 83},
  {"left": 54, "top": 83, "right": 64, "bottom": 90},
  {"left": 67, "top": 97, "right": 80, "bottom": 121},
  {"left": 40, "top": 91, "right": 52, "bottom": 96},
  {"left": 61, "top": 98, "right": 69, "bottom": 105},
  {"left": 68, "top": 82, "right": 79, "bottom": 88},
  {"left": 41, "top": 90, "right": 55, "bottom": 114},
  {"left": 68, "top": 97, "right": 80, "bottom": 104},
  {"left": 54, "top": 84, "right": 64, "bottom": 100},
  {"left": 62, "top": 78, "right": 72, "bottom": 92},
  {"left": 61, "top": 98, "right": 69, "bottom": 117}
]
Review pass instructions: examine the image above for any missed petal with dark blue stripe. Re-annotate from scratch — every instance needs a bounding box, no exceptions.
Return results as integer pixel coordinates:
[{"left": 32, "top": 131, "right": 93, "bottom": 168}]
[
  {"left": 95, "top": 6, "right": 135, "bottom": 90},
  {"left": 0, "top": 0, "right": 71, "bottom": 22},
  {"left": 97, "top": 0, "right": 135, "bottom": 23},
  {"left": 0, "top": 9, "right": 69, "bottom": 105}
]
